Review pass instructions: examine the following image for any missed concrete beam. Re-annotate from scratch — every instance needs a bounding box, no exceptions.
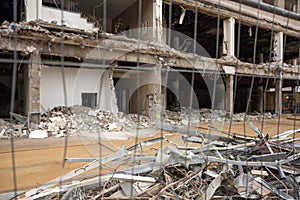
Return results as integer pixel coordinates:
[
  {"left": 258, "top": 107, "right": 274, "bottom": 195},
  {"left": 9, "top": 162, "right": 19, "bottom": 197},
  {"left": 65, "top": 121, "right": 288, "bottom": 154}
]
[
  {"left": 1, "top": 36, "right": 300, "bottom": 80},
  {"left": 170, "top": 0, "right": 300, "bottom": 38}
]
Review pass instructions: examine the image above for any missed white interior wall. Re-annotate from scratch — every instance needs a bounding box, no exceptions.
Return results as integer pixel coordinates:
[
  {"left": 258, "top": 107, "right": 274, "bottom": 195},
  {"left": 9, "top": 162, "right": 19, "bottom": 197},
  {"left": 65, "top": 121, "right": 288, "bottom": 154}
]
[
  {"left": 25, "top": 0, "right": 42, "bottom": 21},
  {"left": 41, "top": 6, "right": 95, "bottom": 31},
  {"left": 41, "top": 66, "right": 114, "bottom": 111}
]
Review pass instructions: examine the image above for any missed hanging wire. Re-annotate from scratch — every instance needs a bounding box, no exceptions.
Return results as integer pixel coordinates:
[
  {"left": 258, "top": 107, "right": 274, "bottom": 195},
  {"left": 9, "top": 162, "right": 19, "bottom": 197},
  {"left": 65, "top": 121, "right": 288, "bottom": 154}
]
[
  {"left": 97, "top": 0, "right": 107, "bottom": 189},
  {"left": 204, "top": 0, "right": 221, "bottom": 198},
  {"left": 130, "top": 0, "right": 142, "bottom": 197},
  {"left": 226, "top": 0, "right": 243, "bottom": 197},
  {"left": 241, "top": 1, "right": 262, "bottom": 196},
  {"left": 183, "top": 5, "right": 198, "bottom": 197},
  {"left": 293, "top": 31, "right": 300, "bottom": 176},
  {"left": 275, "top": 1, "right": 291, "bottom": 138},
  {"left": 158, "top": 0, "right": 173, "bottom": 181},
  {"left": 275, "top": 2, "right": 293, "bottom": 169},
  {"left": 210, "top": 0, "right": 221, "bottom": 112},
  {"left": 242, "top": 0, "right": 262, "bottom": 142},
  {"left": 9, "top": 0, "right": 19, "bottom": 197},
  {"left": 227, "top": 0, "right": 242, "bottom": 163},
  {"left": 59, "top": 0, "right": 70, "bottom": 190},
  {"left": 260, "top": 0, "right": 278, "bottom": 134}
]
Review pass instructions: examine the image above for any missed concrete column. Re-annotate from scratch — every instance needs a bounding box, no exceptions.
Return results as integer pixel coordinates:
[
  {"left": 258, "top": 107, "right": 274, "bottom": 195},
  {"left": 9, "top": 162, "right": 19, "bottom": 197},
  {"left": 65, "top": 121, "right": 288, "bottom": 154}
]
[
  {"left": 226, "top": 74, "right": 234, "bottom": 116},
  {"left": 257, "top": 85, "right": 264, "bottom": 113},
  {"left": 223, "top": 17, "right": 235, "bottom": 57},
  {"left": 153, "top": 0, "right": 163, "bottom": 43},
  {"left": 28, "top": 51, "right": 41, "bottom": 124},
  {"left": 274, "top": 31, "right": 283, "bottom": 115},
  {"left": 297, "top": 1, "right": 300, "bottom": 13},
  {"left": 276, "top": 0, "right": 285, "bottom": 9},
  {"left": 275, "top": 78, "right": 283, "bottom": 115},
  {"left": 274, "top": 32, "right": 284, "bottom": 62},
  {"left": 214, "top": 82, "right": 225, "bottom": 111},
  {"left": 154, "top": 63, "right": 162, "bottom": 105},
  {"left": 25, "top": 0, "right": 42, "bottom": 21}
]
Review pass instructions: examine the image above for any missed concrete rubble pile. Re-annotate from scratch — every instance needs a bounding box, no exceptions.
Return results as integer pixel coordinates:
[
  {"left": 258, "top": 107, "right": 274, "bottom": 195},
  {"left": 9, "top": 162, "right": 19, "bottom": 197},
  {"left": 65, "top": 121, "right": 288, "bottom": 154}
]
[
  {"left": 0, "top": 119, "right": 11, "bottom": 139},
  {"left": 162, "top": 108, "right": 276, "bottom": 125},
  {"left": 125, "top": 114, "right": 151, "bottom": 129},
  {"left": 20, "top": 123, "right": 300, "bottom": 199},
  {"left": 0, "top": 115, "right": 28, "bottom": 139},
  {"left": 0, "top": 106, "right": 277, "bottom": 139},
  {"left": 39, "top": 106, "right": 151, "bottom": 137}
]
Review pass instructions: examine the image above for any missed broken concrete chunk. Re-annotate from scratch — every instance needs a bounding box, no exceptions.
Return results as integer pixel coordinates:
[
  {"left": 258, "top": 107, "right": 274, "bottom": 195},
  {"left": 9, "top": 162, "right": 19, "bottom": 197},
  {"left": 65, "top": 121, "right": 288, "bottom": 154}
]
[
  {"left": 251, "top": 169, "right": 269, "bottom": 176},
  {"left": 88, "top": 110, "right": 97, "bottom": 117},
  {"left": 108, "top": 122, "right": 118, "bottom": 131},
  {"left": 28, "top": 130, "right": 48, "bottom": 139},
  {"left": 0, "top": 128, "right": 6, "bottom": 137},
  {"left": 49, "top": 116, "right": 63, "bottom": 122}
]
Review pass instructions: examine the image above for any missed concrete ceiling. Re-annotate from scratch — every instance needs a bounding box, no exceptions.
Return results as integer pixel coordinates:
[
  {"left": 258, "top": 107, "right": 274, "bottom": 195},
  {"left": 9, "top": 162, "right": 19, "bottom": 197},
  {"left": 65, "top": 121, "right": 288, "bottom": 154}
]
[{"left": 77, "top": 0, "right": 137, "bottom": 19}]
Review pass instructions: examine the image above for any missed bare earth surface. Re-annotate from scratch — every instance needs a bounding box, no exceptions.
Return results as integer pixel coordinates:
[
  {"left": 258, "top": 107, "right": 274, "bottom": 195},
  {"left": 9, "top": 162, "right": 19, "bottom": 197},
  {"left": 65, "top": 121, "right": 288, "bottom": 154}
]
[{"left": 0, "top": 117, "right": 299, "bottom": 193}]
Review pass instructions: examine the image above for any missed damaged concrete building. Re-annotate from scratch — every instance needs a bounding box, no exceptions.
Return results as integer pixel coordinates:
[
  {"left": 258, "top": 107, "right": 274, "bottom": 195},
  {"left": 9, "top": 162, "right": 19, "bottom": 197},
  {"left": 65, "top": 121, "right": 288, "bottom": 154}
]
[{"left": 1, "top": 0, "right": 300, "bottom": 124}]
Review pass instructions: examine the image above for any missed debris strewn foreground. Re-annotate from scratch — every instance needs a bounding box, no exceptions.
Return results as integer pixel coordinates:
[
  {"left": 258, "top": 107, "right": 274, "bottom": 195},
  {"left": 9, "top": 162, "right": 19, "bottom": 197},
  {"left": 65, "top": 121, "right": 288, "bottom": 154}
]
[
  {"left": 1, "top": 105, "right": 276, "bottom": 139},
  {"left": 20, "top": 123, "right": 300, "bottom": 200}
]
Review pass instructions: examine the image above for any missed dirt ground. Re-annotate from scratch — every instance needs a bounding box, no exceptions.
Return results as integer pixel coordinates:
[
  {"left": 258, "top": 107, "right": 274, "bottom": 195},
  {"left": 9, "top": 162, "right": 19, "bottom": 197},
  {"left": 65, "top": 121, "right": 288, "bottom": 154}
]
[{"left": 0, "top": 117, "right": 299, "bottom": 193}]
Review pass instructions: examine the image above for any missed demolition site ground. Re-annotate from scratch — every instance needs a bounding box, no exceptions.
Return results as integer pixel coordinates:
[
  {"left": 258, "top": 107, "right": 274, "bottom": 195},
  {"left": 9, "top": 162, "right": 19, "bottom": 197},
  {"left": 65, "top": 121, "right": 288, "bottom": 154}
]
[{"left": 0, "top": 115, "right": 299, "bottom": 199}]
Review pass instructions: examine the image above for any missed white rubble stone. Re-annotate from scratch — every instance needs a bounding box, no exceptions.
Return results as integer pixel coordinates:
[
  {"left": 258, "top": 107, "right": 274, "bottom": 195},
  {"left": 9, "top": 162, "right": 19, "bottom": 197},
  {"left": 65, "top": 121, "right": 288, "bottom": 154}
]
[
  {"left": 0, "top": 128, "right": 6, "bottom": 137},
  {"left": 49, "top": 116, "right": 63, "bottom": 122},
  {"left": 29, "top": 130, "right": 48, "bottom": 139},
  {"left": 108, "top": 122, "right": 118, "bottom": 131},
  {"left": 55, "top": 132, "right": 65, "bottom": 138},
  {"left": 88, "top": 110, "right": 97, "bottom": 117}
]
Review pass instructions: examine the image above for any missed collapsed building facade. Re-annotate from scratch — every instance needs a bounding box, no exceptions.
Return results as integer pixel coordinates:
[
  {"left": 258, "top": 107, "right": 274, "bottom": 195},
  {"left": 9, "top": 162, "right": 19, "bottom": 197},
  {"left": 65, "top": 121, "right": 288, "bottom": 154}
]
[{"left": 1, "top": 0, "right": 300, "bottom": 124}]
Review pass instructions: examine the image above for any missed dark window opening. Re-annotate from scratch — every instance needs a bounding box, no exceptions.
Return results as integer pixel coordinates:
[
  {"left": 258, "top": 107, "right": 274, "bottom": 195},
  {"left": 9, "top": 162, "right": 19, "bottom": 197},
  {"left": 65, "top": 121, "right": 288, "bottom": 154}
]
[
  {"left": 236, "top": 24, "right": 272, "bottom": 63},
  {"left": 0, "top": 53, "right": 27, "bottom": 118},
  {"left": 0, "top": 0, "right": 25, "bottom": 23},
  {"left": 285, "top": 0, "right": 297, "bottom": 11},
  {"left": 82, "top": 93, "right": 97, "bottom": 108},
  {"left": 163, "top": 3, "right": 223, "bottom": 58},
  {"left": 262, "top": 0, "right": 275, "bottom": 6},
  {"left": 284, "top": 35, "right": 300, "bottom": 64}
]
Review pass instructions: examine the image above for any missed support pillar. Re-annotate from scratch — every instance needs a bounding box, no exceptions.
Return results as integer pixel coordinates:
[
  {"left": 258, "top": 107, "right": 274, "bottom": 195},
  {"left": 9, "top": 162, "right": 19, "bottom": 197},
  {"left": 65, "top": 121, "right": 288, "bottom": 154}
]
[
  {"left": 275, "top": 78, "right": 283, "bottom": 115},
  {"left": 276, "top": 0, "right": 285, "bottom": 9},
  {"left": 223, "top": 17, "right": 235, "bottom": 57},
  {"left": 223, "top": 65, "right": 235, "bottom": 116},
  {"left": 226, "top": 74, "right": 234, "bottom": 116},
  {"left": 215, "top": 82, "right": 225, "bottom": 111},
  {"left": 153, "top": 0, "right": 163, "bottom": 43},
  {"left": 257, "top": 85, "right": 264, "bottom": 113},
  {"left": 274, "top": 32, "right": 283, "bottom": 115},
  {"left": 292, "top": 86, "right": 297, "bottom": 113},
  {"left": 25, "top": 0, "right": 42, "bottom": 21},
  {"left": 297, "top": 0, "right": 300, "bottom": 13},
  {"left": 28, "top": 51, "right": 41, "bottom": 124},
  {"left": 274, "top": 32, "right": 284, "bottom": 62}
]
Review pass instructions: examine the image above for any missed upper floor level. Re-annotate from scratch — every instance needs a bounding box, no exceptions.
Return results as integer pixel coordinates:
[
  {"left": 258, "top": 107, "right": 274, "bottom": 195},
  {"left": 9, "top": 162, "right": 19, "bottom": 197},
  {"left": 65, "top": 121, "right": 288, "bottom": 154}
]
[{"left": 1, "top": 0, "right": 300, "bottom": 65}]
